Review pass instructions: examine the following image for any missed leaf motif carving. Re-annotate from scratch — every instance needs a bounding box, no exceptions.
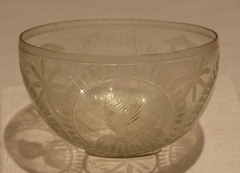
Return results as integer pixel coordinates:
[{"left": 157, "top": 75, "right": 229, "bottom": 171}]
[{"left": 104, "top": 94, "right": 142, "bottom": 132}]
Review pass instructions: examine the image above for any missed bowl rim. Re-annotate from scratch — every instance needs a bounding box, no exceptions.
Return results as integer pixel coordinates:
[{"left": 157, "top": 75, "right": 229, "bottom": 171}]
[{"left": 19, "top": 18, "right": 219, "bottom": 64}]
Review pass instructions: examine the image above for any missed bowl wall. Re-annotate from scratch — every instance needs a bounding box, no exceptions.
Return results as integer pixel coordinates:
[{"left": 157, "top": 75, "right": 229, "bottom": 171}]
[{"left": 19, "top": 19, "right": 219, "bottom": 157}]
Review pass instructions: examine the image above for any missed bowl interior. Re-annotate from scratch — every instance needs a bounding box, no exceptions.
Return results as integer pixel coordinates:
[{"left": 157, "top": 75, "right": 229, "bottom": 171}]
[{"left": 21, "top": 19, "right": 217, "bottom": 57}]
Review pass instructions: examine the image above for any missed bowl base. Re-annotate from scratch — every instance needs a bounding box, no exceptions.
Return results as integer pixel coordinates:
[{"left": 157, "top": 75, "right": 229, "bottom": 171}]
[{"left": 85, "top": 149, "right": 162, "bottom": 158}]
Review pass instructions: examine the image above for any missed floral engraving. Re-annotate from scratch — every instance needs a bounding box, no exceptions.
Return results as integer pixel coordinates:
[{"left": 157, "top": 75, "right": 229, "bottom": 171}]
[
  {"left": 176, "top": 57, "right": 210, "bottom": 102},
  {"left": 20, "top": 56, "right": 71, "bottom": 141},
  {"left": 30, "top": 59, "right": 65, "bottom": 110},
  {"left": 186, "top": 55, "right": 219, "bottom": 123},
  {"left": 104, "top": 94, "right": 141, "bottom": 130}
]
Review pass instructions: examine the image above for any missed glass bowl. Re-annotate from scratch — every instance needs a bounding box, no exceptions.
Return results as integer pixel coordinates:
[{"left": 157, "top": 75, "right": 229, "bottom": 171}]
[{"left": 19, "top": 19, "right": 219, "bottom": 158}]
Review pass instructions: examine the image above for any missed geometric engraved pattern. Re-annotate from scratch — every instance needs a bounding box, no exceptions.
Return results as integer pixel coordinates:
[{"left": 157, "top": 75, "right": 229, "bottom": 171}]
[{"left": 19, "top": 30, "right": 219, "bottom": 157}]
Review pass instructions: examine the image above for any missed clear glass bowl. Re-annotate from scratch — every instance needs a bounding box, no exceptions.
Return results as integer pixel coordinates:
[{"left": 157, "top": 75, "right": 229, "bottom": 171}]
[{"left": 19, "top": 19, "right": 219, "bottom": 158}]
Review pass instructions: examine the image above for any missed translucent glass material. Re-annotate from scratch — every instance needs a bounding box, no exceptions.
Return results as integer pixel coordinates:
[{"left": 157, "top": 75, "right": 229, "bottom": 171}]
[{"left": 19, "top": 19, "right": 219, "bottom": 158}]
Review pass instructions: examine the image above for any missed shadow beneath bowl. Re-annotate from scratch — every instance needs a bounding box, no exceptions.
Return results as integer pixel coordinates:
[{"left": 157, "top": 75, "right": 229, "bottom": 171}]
[{"left": 4, "top": 105, "right": 204, "bottom": 173}]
